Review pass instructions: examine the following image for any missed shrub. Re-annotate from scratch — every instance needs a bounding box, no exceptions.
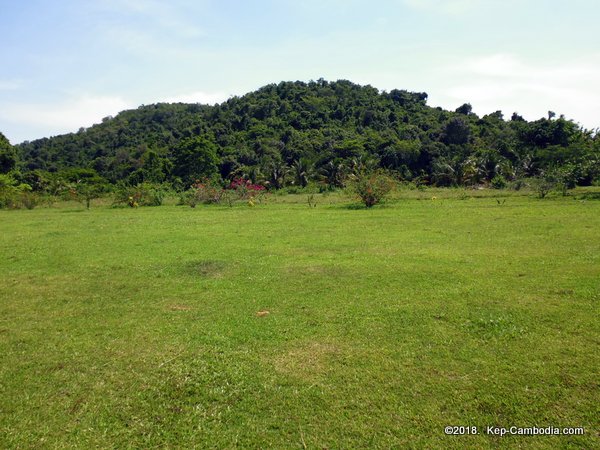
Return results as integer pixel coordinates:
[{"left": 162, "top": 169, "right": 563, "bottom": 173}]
[
  {"left": 0, "top": 174, "right": 37, "bottom": 209},
  {"left": 181, "top": 179, "right": 223, "bottom": 208},
  {"left": 177, "top": 178, "right": 269, "bottom": 208},
  {"left": 491, "top": 175, "right": 507, "bottom": 189},
  {"left": 69, "top": 182, "right": 108, "bottom": 209},
  {"left": 351, "top": 170, "right": 395, "bottom": 208},
  {"left": 220, "top": 189, "right": 237, "bottom": 207},
  {"left": 529, "top": 176, "right": 555, "bottom": 199},
  {"left": 179, "top": 190, "right": 197, "bottom": 208},
  {"left": 549, "top": 165, "right": 578, "bottom": 196},
  {"left": 229, "top": 177, "right": 266, "bottom": 199},
  {"left": 19, "top": 191, "right": 39, "bottom": 210},
  {"left": 142, "top": 183, "right": 167, "bottom": 206},
  {"left": 113, "top": 183, "right": 167, "bottom": 207},
  {"left": 507, "top": 178, "right": 526, "bottom": 191}
]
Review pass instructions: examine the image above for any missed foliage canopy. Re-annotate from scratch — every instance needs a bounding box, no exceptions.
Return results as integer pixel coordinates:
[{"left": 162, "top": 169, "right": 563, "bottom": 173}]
[{"left": 9, "top": 79, "right": 600, "bottom": 190}]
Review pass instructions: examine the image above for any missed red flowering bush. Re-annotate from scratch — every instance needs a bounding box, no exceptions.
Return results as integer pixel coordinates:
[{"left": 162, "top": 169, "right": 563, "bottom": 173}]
[
  {"left": 183, "top": 179, "right": 223, "bottom": 207},
  {"left": 229, "top": 177, "right": 266, "bottom": 206},
  {"left": 228, "top": 177, "right": 265, "bottom": 199}
]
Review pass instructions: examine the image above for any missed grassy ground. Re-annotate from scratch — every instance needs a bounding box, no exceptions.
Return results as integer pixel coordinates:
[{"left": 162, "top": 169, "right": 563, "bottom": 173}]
[{"left": 1, "top": 189, "right": 599, "bottom": 448}]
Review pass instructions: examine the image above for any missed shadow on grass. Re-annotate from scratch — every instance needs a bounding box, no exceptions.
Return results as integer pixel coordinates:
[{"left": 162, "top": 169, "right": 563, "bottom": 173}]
[
  {"left": 58, "top": 208, "right": 88, "bottom": 213},
  {"left": 337, "top": 202, "right": 395, "bottom": 210}
]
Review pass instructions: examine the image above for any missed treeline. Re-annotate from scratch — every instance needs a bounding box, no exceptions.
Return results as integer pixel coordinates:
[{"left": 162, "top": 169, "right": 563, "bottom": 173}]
[{"left": 4, "top": 79, "right": 600, "bottom": 192}]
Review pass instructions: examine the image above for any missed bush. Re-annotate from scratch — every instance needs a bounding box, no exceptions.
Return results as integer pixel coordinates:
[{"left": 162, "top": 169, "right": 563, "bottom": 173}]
[
  {"left": 180, "top": 179, "right": 223, "bottom": 208},
  {"left": 67, "top": 182, "right": 109, "bottom": 209},
  {"left": 142, "top": 183, "right": 167, "bottom": 206},
  {"left": 507, "top": 178, "right": 526, "bottom": 191},
  {"left": 529, "top": 176, "right": 555, "bottom": 199},
  {"left": 191, "top": 179, "right": 222, "bottom": 205},
  {"left": 491, "top": 175, "right": 507, "bottom": 189},
  {"left": 351, "top": 170, "right": 395, "bottom": 208},
  {"left": 0, "top": 174, "right": 37, "bottom": 209},
  {"left": 549, "top": 165, "right": 578, "bottom": 196},
  {"left": 179, "top": 178, "right": 267, "bottom": 208},
  {"left": 113, "top": 183, "right": 168, "bottom": 207},
  {"left": 229, "top": 177, "right": 266, "bottom": 199},
  {"left": 19, "top": 192, "right": 39, "bottom": 210}
]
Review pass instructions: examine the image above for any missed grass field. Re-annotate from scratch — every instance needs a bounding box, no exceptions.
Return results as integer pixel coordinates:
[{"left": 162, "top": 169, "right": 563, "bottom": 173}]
[{"left": 1, "top": 189, "right": 599, "bottom": 448}]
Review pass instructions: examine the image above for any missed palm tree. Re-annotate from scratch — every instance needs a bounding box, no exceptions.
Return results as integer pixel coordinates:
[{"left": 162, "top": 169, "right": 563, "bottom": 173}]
[
  {"left": 266, "top": 160, "right": 289, "bottom": 189},
  {"left": 292, "top": 158, "right": 313, "bottom": 187},
  {"left": 319, "top": 160, "right": 347, "bottom": 188}
]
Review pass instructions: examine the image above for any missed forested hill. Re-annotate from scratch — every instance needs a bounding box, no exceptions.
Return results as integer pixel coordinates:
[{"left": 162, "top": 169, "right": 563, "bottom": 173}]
[{"left": 13, "top": 79, "right": 600, "bottom": 187}]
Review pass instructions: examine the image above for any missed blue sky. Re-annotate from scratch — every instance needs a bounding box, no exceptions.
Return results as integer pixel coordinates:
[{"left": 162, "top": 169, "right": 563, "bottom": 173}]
[{"left": 1, "top": 0, "right": 598, "bottom": 143}]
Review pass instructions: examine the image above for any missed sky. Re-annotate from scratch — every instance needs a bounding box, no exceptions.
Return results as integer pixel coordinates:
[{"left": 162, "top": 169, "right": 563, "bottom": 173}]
[{"left": 1, "top": 0, "right": 599, "bottom": 143}]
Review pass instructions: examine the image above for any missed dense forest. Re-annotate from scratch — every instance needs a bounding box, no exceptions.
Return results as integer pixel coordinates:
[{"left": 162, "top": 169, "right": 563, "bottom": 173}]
[{"left": 2, "top": 79, "right": 599, "bottom": 192}]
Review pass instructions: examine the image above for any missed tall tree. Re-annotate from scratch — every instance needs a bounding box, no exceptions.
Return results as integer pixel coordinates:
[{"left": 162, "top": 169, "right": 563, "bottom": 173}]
[
  {"left": 0, "top": 132, "right": 17, "bottom": 174},
  {"left": 443, "top": 117, "right": 471, "bottom": 146},
  {"left": 173, "top": 136, "right": 219, "bottom": 186}
]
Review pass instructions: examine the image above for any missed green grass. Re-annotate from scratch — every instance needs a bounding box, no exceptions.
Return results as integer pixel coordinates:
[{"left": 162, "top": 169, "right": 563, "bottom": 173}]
[{"left": 1, "top": 190, "right": 599, "bottom": 448}]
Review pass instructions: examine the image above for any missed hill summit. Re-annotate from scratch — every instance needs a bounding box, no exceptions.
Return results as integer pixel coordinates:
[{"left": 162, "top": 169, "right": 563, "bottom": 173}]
[{"left": 13, "top": 79, "right": 599, "bottom": 187}]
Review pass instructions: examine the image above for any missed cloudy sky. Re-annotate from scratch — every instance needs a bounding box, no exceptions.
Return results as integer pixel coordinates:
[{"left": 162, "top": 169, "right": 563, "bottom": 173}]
[{"left": 1, "top": 0, "right": 598, "bottom": 143}]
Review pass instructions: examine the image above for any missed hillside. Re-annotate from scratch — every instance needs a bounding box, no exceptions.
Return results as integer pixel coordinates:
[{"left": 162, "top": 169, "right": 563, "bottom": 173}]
[{"left": 13, "top": 79, "right": 600, "bottom": 187}]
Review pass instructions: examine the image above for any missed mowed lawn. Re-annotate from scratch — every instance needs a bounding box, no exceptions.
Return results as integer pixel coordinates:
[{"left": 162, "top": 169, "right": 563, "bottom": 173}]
[{"left": 1, "top": 193, "right": 598, "bottom": 449}]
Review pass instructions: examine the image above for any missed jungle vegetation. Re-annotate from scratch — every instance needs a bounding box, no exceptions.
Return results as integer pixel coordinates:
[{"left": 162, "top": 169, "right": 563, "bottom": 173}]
[{"left": 2, "top": 79, "right": 599, "bottom": 195}]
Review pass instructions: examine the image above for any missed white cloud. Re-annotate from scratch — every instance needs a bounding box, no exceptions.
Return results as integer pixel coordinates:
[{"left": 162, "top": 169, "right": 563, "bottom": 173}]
[
  {"left": 463, "top": 53, "right": 599, "bottom": 81},
  {"left": 0, "top": 94, "right": 131, "bottom": 141},
  {"left": 0, "top": 90, "right": 234, "bottom": 142},
  {"left": 437, "top": 53, "right": 600, "bottom": 129}
]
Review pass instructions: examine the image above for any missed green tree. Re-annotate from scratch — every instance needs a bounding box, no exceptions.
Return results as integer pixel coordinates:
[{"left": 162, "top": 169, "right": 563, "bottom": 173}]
[
  {"left": 9, "top": 79, "right": 596, "bottom": 190},
  {"left": 334, "top": 138, "right": 365, "bottom": 159},
  {"left": 319, "top": 160, "right": 347, "bottom": 189},
  {"left": 455, "top": 103, "right": 473, "bottom": 115},
  {"left": 173, "top": 136, "right": 219, "bottom": 186},
  {"left": 0, "top": 132, "right": 17, "bottom": 174},
  {"left": 59, "top": 168, "right": 108, "bottom": 209},
  {"left": 265, "top": 160, "right": 289, "bottom": 189},
  {"left": 292, "top": 158, "right": 313, "bottom": 187},
  {"left": 443, "top": 117, "right": 471, "bottom": 146},
  {"left": 128, "top": 150, "right": 171, "bottom": 184}
]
